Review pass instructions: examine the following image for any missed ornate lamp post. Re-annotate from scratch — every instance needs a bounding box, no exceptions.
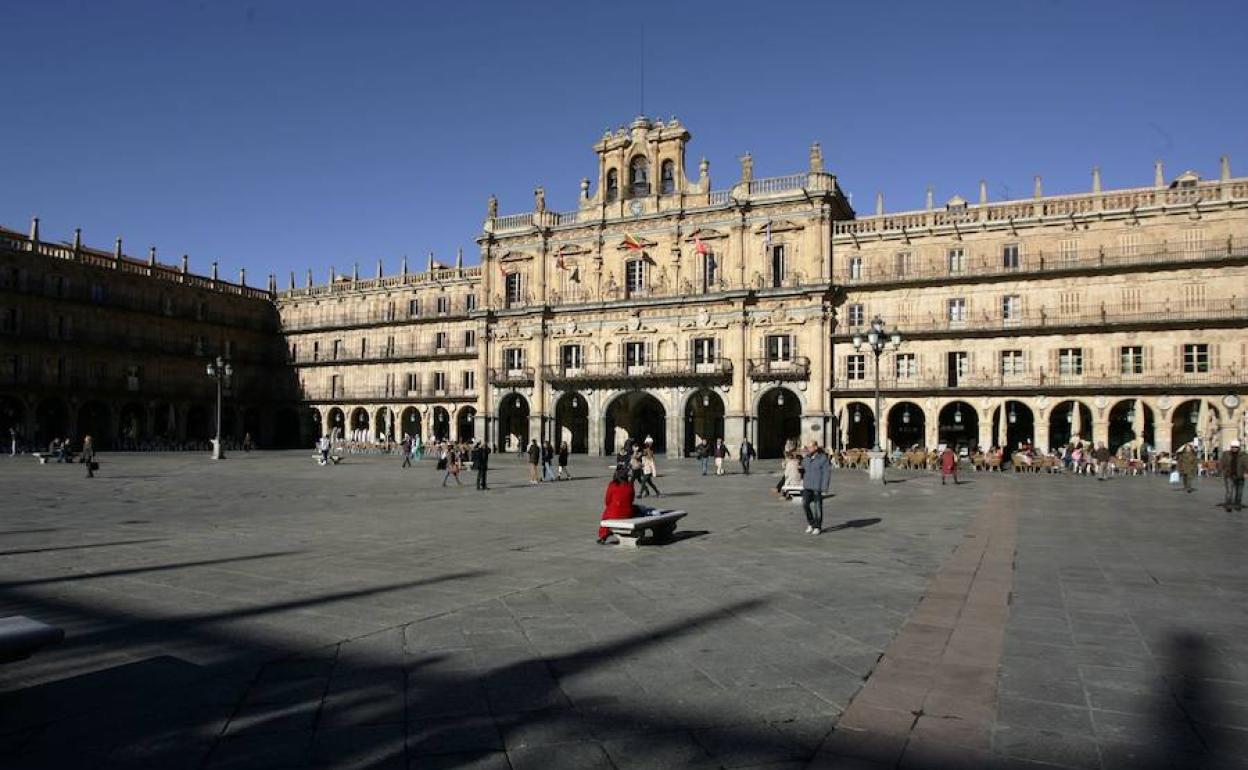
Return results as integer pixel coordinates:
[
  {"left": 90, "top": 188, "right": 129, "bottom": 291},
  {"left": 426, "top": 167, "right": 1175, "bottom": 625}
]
[
  {"left": 206, "top": 356, "right": 233, "bottom": 459},
  {"left": 852, "top": 315, "right": 902, "bottom": 482}
]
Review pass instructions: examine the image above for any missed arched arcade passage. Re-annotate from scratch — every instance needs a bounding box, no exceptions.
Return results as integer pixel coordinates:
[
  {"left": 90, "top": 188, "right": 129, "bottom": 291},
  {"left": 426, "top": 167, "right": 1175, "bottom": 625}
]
[
  {"left": 938, "top": 401, "right": 978, "bottom": 451},
  {"left": 757, "top": 387, "right": 800, "bottom": 459},
  {"left": 684, "top": 389, "right": 724, "bottom": 456},
  {"left": 604, "top": 391, "right": 666, "bottom": 455},
  {"left": 498, "top": 394, "right": 529, "bottom": 451},
  {"left": 887, "top": 401, "right": 925, "bottom": 450},
  {"left": 555, "top": 392, "right": 588, "bottom": 453}
]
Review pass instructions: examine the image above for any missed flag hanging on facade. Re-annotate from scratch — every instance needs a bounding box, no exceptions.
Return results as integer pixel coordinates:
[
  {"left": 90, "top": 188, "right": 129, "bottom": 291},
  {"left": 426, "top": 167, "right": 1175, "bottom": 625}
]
[
  {"left": 763, "top": 221, "right": 772, "bottom": 248},
  {"left": 555, "top": 253, "right": 567, "bottom": 271},
  {"left": 695, "top": 236, "right": 708, "bottom": 256},
  {"left": 623, "top": 233, "right": 644, "bottom": 251}
]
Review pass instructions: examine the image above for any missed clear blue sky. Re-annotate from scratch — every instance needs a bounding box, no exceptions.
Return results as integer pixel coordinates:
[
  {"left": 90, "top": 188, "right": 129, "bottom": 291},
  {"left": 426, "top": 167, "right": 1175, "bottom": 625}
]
[{"left": 4, "top": 0, "right": 1245, "bottom": 283}]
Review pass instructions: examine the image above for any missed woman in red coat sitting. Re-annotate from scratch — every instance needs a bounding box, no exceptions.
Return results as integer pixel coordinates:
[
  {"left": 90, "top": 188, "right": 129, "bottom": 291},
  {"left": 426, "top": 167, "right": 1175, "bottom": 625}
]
[{"left": 598, "top": 467, "right": 637, "bottom": 543}]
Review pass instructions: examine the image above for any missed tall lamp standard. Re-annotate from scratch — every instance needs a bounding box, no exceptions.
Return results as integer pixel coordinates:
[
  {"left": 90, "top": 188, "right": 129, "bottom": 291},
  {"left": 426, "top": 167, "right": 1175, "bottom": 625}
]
[
  {"left": 206, "top": 356, "right": 233, "bottom": 460},
  {"left": 852, "top": 315, "right": 901, "bottom": 482}
]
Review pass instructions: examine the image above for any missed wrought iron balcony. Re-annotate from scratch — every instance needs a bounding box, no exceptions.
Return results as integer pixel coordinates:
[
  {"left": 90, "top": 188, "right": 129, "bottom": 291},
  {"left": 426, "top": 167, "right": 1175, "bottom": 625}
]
[
  {"left": 487, "top": 367, "right": 535, "bottom": 387},
  {"left": 541, "top": 358, "right": 732, "bottom": 387},
  {"left": 748, "top": 356, "right": 811, "bottom": 382},
  {"left": 292, "top": 343, "right": 477, "bottom": 365}
]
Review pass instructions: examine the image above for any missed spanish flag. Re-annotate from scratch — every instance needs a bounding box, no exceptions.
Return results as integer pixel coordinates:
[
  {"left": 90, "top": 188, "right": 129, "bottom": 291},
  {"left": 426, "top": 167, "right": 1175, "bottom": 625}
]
[{"left": 623, "top": 233, "right": 644, "bottom": 251}]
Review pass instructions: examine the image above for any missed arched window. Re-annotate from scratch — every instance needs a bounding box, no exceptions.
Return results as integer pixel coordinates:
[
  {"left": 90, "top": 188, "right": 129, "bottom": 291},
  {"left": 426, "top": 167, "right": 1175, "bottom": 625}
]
[
  {"left": 660, "top": 160, "right": 676, "bottom": 195},
  {"left": 629, "top": 156, "right": 650, "bottom": 196},
  {"left": 605, "top": 169, "right": 619, "bottom": 202}
]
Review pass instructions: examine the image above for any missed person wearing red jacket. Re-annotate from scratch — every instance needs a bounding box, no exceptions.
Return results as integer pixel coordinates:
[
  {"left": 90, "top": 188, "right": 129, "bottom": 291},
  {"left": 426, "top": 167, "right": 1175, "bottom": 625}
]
[{"left": 598, "top": 467, "right": 637, "bottom": 543}]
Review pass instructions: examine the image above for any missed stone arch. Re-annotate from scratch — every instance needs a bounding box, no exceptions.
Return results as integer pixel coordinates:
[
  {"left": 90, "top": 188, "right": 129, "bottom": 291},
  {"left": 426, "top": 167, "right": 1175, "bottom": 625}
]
[
  {"left": 937, "top": 400, "right": 978, "bottom": 450},
  {"left": 757, "top": 387, "right": 801, "bottom": 459},
  {"left": 431, "top": 406, "right": 452, "bottom": 442},
  {"left": 457, "top": 406, "right": 477, "bottom": 442},
  {"left": 187, "top": 404, "right": 212, "bottom": 443},
  {"left": 325, "top": 407, "right": 346, "bottom": 439},
  {"left": 683, "top": 388, "right": 725, "bottom": 456},
  {"left": 603, "top": 390, "right": 666, "bottom": 455},
  {"left": 118, "top": 402, "right": 146, "bottom": 447},
  {"left": 887, "top": 401, "right": 926, "bottom": 450},
  {"left": 348, "top": 407, "right": 370, "bottom": 440},
  {"left": 842, "top": 400, "right": 876, "bottom": 449},
  {"left": 498, "top": 393, "right": 530, "bottom": 451},
  {"left": 374, "top": 406, "right": 394, "bottom": 441},
  {"left": 1108, "top": 399, "right": 1154, "bottom": 454},
  {"left": 1171, "top": 398, "right": 1220, "bottom": 449},
  {"left": 992, "top": 400, "right": 1035, "bottom": 453},
  {"left": 400, "top": 406, "right": 421, "bottom": 441},
  {"left": 554, "top": 391, "right": 589, "bottom": 453},
  {"left": 1049, "top": 400, "right": 1094, "bottom": 448}
]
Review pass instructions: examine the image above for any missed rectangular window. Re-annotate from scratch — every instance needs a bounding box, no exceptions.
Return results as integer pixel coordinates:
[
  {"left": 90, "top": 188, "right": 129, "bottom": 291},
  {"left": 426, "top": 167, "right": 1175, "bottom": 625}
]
[
  {"left": 332, "top": 339, "right": 342, "bottom": 360},
  {"left": 692, "top": 337, "right": 717, "bottom": 365},
  {"left": 1183, "top": 343, "right": 1210, "bottom": 373},
  {"left": 463, "top": 330, "right": 476, "bottom": 349},
  {"left": 385, "top": 335, "right": 395, "bottom": 356},
  {"left": 433, "top": 371, "right": 447, "bottom": 392},
  {"left": 1183, "top": 228, "right": 1205, "bottom": 256},
  {"left": 358, "top": 338, "right": 366, "bottom": 358},
  {"left": 289, "top": 343, "right": 298, "bottom": 362},
  {"left": 702, "top": 252, "right": 718, "bottom": 291},
  {"left": 947, "top": 351, "right": 968, "bottom": 387},
  {"left": 1183, "top": 283, "right": 1206, "bottom": 309},
  {"left": 384, "top": 302, "right": 395, "bottom": 322},
  {"left": 894, "top": 251, "right": 912, "bottom": 277},
  {"left": 437, "top": 296, "right": 450, "bottom": 314},
  {"left": 408, "top": 298, "right": 420, "bottom": 317},
  {"left": 505, "top": 273, "right": 523, "bottom": 307},
  {"left": 465, "top": 294, "right": 477, "bottom": 311},
  {"left": 1119, "top": 233, "right": 1141, "bottom": 258},
  {"left": 947, "top": 298, "right": 967, "bottom": 324},
  {"left": 625, "top": 341, "right": 647, "bottom": 368},
  {"left": 504, "top": 348, "right": 524, "bottom": 371},
  {"left": 1000, "top": 350, "right": 1025, "bottom": 376},
  {"left": 1059, "top": 291, "right": 1081, "bottom": 316},
  {"left": 846, "top": 354, "right": 866, "bottom": 381},
  {"left": 1120, "top": 346, "right": 1144, "bottom": 375},
  {"left": 1059, "top": 348, "right": 1084, "bottom": 376},
  {"left": 90, "top": 283, "right": 107, "bottom": 304},
  {"left": 434, "top": 331, "right": 448, "bottom": 350},
  {"left": 561, "top": 344, "right": 584, "bottom": 370},
  {"left": 330, "top": 374, "right": 342, "bottom": 399},
  {"left": 894, "top": 353, "right": 916, "bottom": 380},
  {"left": 770, "top": 245, "right": 785, "bottom": 287},
  {"left": 406, "top": 372, "right": 420, "bottom": 393},
  {"left": 848, "top": 256, "right": 863, "bottom": 280},
  {"left": 1001, "top": 295, "right": 1021, "bottom": 323},
  {"left": 462, "top": 370, "right": 475, "bottom": 392},
  {"left": 947, "top": 248, "right": 966, "bottom": 274},
  {"left": 312, "top": 341, "right": 320, "bottom": 362},
  {"left": 1059, "top": 239, "right": 1079, "bottom": 264},
  {"left": 625, "top": 259, "right": 646, "bottom": 295},
  {"left": 765, "top": 334, "right": 793, "bottom": 362},
  {"left": 847, "top": 303, "right": 865, "bottom": 327},
  {"left": 1002, "top": 243, "right": 1020, "bottom": 270},
  {"left": 1121, "top": 287, "right": 1141, "bottom": 312}
]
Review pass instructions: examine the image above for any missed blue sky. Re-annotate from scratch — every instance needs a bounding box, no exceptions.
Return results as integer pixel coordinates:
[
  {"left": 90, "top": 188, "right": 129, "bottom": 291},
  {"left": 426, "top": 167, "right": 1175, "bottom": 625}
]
[{"left": 4, "top": 0, "right": 1245, "bottom": 283}]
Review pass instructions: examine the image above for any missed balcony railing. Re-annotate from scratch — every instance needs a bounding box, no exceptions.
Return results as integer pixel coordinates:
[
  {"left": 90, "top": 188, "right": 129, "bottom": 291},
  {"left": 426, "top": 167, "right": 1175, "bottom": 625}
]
[
  {"left": 833, "top": 370, "right": 1248, "bottom": 392},
  {"left": 839, "top": 243, "right": 1248, "bottom": 287},
  {"left": 300, "top": 385, "right": 477, "bottom": 403},
  {"left": 838, "top": 299, "right": 1248, "bottom": 338},
  {"left": 276, "top": 266, "right": 482, "bottom": 300},
  {"left": 292, "top": 344, "right": 477, "bottom": 365},
  {"left": 748, "top": 356, "right": 811, "bottom": 381},
  {"left": 541, "top": 358, "right": 733, "bottom": 386},
  {"left": 487, "top": 367, "right": 535, "bottom": 387},
  {"left": 281, "top": 303, "right": 476, "bottom": 332}
]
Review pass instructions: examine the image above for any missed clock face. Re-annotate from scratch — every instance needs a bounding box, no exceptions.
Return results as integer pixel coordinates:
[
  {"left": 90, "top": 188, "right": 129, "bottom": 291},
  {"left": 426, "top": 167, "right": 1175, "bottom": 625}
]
[{"left": 629, "top": 199, "right": 643, "bottom": 216}]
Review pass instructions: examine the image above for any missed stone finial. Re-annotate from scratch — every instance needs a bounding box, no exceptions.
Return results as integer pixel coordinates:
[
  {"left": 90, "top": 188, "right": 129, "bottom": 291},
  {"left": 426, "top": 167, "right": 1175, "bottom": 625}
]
[
  {"left": 329, "top": 265, "right": 335, "bottom": 283},
  {"left": 212, "top": 261, "right": 219, "bottom": 281},
  {"left": 979, "top": 179, "right": 988, "bottom": 204},
  {"left": 114, "top": 237, "right": 123, "bottom": 261},
  {"left": 376, "top": 257, "right": 383, "bottom": 279},
  {"left": 1221, "top": 155, "right": 1231, "bottom": 181},
  {"left": 487, "top": 193, "right": 498, "bottom": 219},
  {"left": 1033, "top": 175, "right": 1043, "bottom": 199},
  {"left": 240, "top": 268, "right": 246, "bottom": 286},
  {"left": 1154, "top": 160, "right": 1165, "bottom": 188},
  {"left": 427, "top": 251, "right": 435, "bottom": 272},
  {"left": 400, "top": 256, "right": 408, "bottom": 276},
  {"left": 580, "top": 177, "right": 590, "bottom": 201},
  {"left": 534, "top": 187, "right": 545, "bottom": 213},
  {"left": 181, "top": 254, "right": 188, "bottom": 273},
  {"left": 351, "top": 262, "right": 358, "bottom": 282},
  {"left": 28, "top": 216, "right": 39, "bottom": 244},
  {"left": 148, "top": 246, "right": 157, "bottom": 266},
  {"left": 456, "top": 247, "right": 463, "bottom": 269},
  {"left": 925, "top": 186, "right": 934, "bottom": 211},
  {"left": 306, "top": 269, "right": 313, "bottom": 288},
  {"left": 699, "top": 157, "right": 709, "bottom": 179},
  {"left": 875, "top": 192, "right": 884, "bottom": 216},
  {"left": 809, "top": 142, "right": 823, "bottom": 173},
  {"left": 288, "top": 271, "right": 295, "bottom": 290},
  {"left": 739, "top": 152, "right": 753, "bottom": 183},
  {"left": 72, "top": 228, "right": 82, "bottom": 253},
  {"left": 269, "top": 274, "right": 276, "bottom": 292},
  {"left": 1092, "top": 166, "right": 1102, "bottom": 193}
]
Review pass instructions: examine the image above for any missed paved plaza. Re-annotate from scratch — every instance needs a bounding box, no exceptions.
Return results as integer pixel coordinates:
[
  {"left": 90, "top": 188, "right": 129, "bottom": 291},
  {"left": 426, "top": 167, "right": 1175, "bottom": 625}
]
[{"left": 1, "top": 452, "right": 1246, "bottom": 769}]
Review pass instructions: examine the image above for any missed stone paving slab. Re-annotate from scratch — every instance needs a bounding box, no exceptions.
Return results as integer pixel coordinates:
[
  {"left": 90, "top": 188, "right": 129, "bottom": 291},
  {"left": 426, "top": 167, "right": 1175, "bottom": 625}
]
[{"left": 0, "top": 452, "right": 1244, "bottom": 768}]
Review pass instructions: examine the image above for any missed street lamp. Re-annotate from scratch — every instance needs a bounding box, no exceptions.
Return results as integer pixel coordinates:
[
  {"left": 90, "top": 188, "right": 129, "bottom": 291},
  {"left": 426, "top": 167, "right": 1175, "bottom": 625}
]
[
  {"left": 852, "top": 315, "right": 902, "bottom": 482},
  {"left": 205, "top": 356, "right": 232, "bottom": 459}
]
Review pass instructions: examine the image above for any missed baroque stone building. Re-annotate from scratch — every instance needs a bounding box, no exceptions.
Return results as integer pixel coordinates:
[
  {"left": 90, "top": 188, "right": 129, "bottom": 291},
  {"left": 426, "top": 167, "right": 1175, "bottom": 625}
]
[
  {"left": 277, "top": 117, "right": 1248, "bottom": 458},
  {"left": 4, "top": 118, "right": 1246, "bottom": 457}
]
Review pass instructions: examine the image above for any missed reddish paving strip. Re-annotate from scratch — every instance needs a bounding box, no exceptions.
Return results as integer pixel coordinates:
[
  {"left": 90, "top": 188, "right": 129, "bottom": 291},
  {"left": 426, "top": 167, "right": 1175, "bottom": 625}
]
[{"left": 814, "top": 496, "right": 1018, "bottom": 768}]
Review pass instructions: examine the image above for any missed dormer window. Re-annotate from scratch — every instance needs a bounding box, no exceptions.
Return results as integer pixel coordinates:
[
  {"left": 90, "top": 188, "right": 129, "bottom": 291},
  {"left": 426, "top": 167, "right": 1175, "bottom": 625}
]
[
  {"left": 605, "top": 169, "right": 619, "bottom": 202},
  {"left": 660, "top": 160, "right": 675, "bottom": 195},
  {"left": 629, "top": 156, "right": 650, "bottom": 196}
]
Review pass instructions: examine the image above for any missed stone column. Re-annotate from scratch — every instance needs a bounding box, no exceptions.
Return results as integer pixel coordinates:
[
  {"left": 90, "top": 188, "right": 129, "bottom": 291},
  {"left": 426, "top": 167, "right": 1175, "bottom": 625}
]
[
  {"left": 978, "top": 408, "right": 993, "bottom": 451},
  {"left": 924, "top": 407, "right": 939, "bottom": 449},
  {"left": 1092, "top": 418, "right": 1109, "bottom": 448},
  {"left": 587, "top": 392, "right": 603, "bottom": 456},
  {"left": 1034, "top": 417, "right": 1050, "bottom": 453},
  {"left": 664, "top": 406, "right": 681, "bottom": 460}
]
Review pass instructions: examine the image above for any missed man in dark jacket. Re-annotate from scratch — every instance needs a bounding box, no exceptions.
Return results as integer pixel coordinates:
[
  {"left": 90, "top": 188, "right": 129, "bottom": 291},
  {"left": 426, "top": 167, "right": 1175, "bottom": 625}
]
[
  {"left": 738, "top": 438, "right": 756, "bottom": 475},
  {"left": 801, "top": 440, "right": 831, "bottom": 535},
  {"left": 1220, "top": 440, "right": 1246, "bottom": 511},
  {"left": 527, "top": 440, "right": 541, "bottom": 484},
  {"left": 472, "top": 441, "right": 490, "bottom": 490}
]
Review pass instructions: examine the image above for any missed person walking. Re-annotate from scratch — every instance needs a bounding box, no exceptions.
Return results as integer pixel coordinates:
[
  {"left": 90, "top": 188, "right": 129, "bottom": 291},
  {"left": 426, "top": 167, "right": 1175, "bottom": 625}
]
[
  {"left": 940, "top": 445, "right": 959, "bottom": 485},
  {"left": 541, "top": 440, "right": 555, "bottom": 482},
  {"left": 713, "top": 438, "right": 729, "bottom": 476},
  {"left": 527, "top": 440, "right": 541, "bottom": 484},
  {"left": 9, "top": 426, "right": 17, "bottom": 456},
  {"left": 1094, "top": 442, "right": 1112, "bottom": 480},
  {"left": 400, "top": 435, "right": 413, "bottom": 468},
  {"left": 639, "top": 445, "right": 661, "bottom": 497},
  {"left": 472, "top": 440, "right": 490, "bottom": 490},
  {"left": 442, "top": 445, "right": 463, "bottom": 486},
  {"left": 695, "top": 438, "right": 710, "bottom": 476},
  {"left": 1176, "top": 441, "right": 1198, "bottom": 493},
  {"left": 739, "top": 437, "right": 756, "bottom": 475},
  {"left": 317, "top": 434, "right": 331, "bottom": 465},
  {"left": 1219, "top": 440, "right": 1246, "bottom": 511},
  {"left": 81, "top": 435, "right": 96, "bottom": 478},
  {"left": 629, "top": 446, "right": 645, "bottom": 492},
  {"left": 556, "top": 441, "right": 571, "bottom": 480},
  {"left": 800, "top": 441, "right": 831, "bottom": 535}
]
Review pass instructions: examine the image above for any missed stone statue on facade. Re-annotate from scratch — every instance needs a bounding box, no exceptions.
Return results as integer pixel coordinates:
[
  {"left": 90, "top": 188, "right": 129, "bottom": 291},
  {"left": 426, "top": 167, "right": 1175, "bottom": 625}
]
[
  {"left": 809, "top": 142, "right": 823, "bottom": 173},
  {"left": 487, "top": 194, "right": 498, "bottom": 220},
  {"left": 534, "top": 187, "right": 546, "bottom": 213},
  {"left": 740, "top": 152, "right": 753, "bottom": 183}
]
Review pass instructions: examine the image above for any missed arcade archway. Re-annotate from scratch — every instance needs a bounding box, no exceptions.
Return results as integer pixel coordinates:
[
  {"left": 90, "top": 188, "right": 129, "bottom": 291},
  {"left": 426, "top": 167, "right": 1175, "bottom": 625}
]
[
  {"left": 400, "top": 407, "right": 421, "bottom": 440},
  {"left": 1171, "top": 398, "right": 1219, "bottom": 449},
  {"left": 348, "top": 407, "right": 369, "bottom": 439},
  {"left": 887, "top": 401, "right": 925, "bottom": 450},
  {"left": 684, "top": 389, "right": 724, "bottom": 456},
  {"left": 554, "top": 392, "right": 588, "bottom": 453},
  {"left": 844, "top": 402, "right": 875, "bottom": 449},
  {"left": 1049, "top": 400, "right": 1093, "bottom": 448},
  {"left": 1109, "top": 399, "right": 1154, "bottom": 454},
  {"left": 498, "top": 394, "right": 529, "bottom": 451},
  {"left": 34, "top": 398, "right": 65, "bottom": 446},
  {"left": 431, "top": 406, "right": 451, "bottom": 442},
  {"left": 992, "top": 401, "right": 1034, "bottom": 453},
  {"left": 938, "top": 401, "right": 978, "bottom": 450},
  {"left": 326, "top": 407, "right": 345, "bottom": 439},
  {"left": 604, "top": 391, "right": 666, "bottom": 454},
  {"left": 757, "top": 387, "right": 800, "bottom": 459},
  {"left": 457, "top": 407, "right": 477, "bottom": 442},
  {"left": 374, "top": 407, "right": 393, "bottom": 441}
]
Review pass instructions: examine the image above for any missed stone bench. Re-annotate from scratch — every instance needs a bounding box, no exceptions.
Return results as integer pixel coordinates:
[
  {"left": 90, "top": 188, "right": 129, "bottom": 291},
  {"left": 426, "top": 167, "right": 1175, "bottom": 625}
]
[
  {"left": 600, "top": 509, "right": 687, "bottom": 548},
  {"left": 32, "top": 453, "right": 51, "bottom": 464},
  {"left": 780, "top": 484, "right": 803, "bottom": 500},
  {"left": 0, "top": 616, "right": 65, "bottom": 664},
  {"left": 313, "top": 454, "right": 343, "bottom": 465}
]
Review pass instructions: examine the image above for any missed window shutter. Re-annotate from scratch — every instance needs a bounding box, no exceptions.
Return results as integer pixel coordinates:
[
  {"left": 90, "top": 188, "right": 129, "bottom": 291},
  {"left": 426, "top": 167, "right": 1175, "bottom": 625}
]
[
  {"left": 1145, "top": 345, "right": 1154, "bottom": 372},
  {"left": 645, "top": 341, "right": 654, "bottom": 364},
  {"left": 1174, "top": 345, "right": 1181, "bottom": 371},
  {"left": 1211, "top": 343, "right": 1220, "bottom": 370},
  {"left": 1084, "top": 347, "right": 1092, "bottom": 374},
  {"left": 1049, "top": 349, "right": 1058, "bottom": 375}
]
